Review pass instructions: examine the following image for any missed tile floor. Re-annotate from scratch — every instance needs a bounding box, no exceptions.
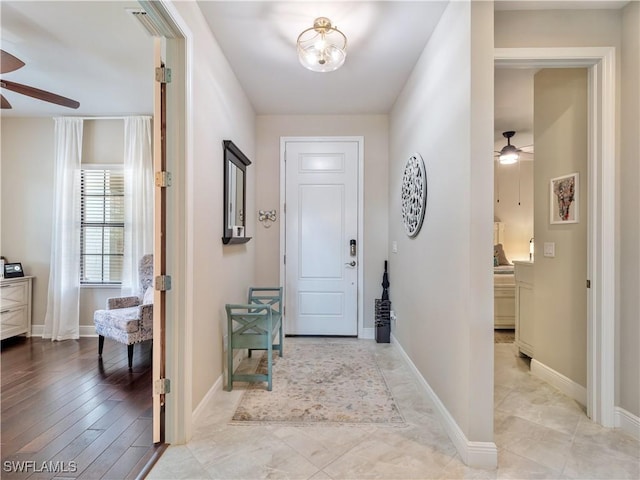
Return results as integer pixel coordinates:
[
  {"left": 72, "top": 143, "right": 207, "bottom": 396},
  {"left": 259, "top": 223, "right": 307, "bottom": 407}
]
[{"left": 148, "top": 339, "right": 639, "bottom": 479}]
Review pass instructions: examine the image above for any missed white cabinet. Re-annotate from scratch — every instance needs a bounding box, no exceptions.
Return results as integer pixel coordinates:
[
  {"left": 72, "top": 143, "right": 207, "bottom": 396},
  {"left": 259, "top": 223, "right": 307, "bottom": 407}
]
[
  {"left": 1, "top": 276, "right": 33, "bottom": 340},
  {"left": 514, "top": 262, "right": 534, "bottom": 357}
]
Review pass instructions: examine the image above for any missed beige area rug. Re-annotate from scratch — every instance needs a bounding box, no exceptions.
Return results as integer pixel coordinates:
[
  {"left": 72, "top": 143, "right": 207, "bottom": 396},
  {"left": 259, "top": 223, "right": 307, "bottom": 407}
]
[
  {"left": 494, "top": 329, "right": 515, "bottom": 343},
  {"left": 231, "top": 340, "right": 405, "bottom": 426}
]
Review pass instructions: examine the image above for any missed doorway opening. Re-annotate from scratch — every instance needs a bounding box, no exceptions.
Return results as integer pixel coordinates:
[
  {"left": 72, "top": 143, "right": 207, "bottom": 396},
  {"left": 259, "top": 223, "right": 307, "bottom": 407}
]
[
  {"left": 138, "top": 0, "right": 190, "bottom": 447},
  {"left": 494, "top": 47, "right": 616, "bottom": 427}
]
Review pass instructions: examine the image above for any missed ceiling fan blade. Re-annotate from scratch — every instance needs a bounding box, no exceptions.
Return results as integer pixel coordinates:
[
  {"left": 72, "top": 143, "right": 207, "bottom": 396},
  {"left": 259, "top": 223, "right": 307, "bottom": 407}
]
[
  {"left": 519, "top": 145, "right": 534, "bottom": 153},
  {"left": 1, "top": 94, "right": 12, "bottom": 109},
  {"left": 0, "top": 79, "right": 80, "bottom": 109},
  {"left": 0, "top": 50, "right": 25, "bottom": 74}
]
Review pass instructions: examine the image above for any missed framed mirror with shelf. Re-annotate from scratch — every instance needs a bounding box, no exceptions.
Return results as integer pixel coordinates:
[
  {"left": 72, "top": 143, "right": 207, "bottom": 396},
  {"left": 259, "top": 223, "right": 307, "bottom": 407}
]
[{"left": 222, "top": 140, "right": 251, "bottom": 245}]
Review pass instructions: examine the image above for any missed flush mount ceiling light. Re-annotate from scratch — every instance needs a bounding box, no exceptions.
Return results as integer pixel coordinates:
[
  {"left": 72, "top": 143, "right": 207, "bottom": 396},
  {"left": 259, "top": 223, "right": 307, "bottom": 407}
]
[
  {"left": 498, "top": 131, "right": 520, "bottom": 164},
  {"left": 297, "top": 17, "right": 347, "bottom": 73}
]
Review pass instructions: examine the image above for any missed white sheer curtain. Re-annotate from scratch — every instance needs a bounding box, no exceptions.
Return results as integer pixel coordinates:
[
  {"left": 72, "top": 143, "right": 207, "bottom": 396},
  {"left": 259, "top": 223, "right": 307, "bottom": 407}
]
[
  {"left": 121, "top": 116, "right": 154, "bottom": 296},
  {"left": 44, "top": 118, "right": 83, "bottom": 341}
]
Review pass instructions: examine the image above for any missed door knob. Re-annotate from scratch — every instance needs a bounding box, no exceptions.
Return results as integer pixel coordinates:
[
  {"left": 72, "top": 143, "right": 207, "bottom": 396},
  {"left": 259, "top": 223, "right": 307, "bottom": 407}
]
[{"left": 345, "top": 261, "right": 356, "bottom": 267}]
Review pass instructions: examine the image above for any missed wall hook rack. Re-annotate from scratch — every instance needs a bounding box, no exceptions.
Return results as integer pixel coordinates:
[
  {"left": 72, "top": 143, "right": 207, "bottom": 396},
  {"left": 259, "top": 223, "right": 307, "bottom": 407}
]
[{"left": 258, "top": 209, "right": 277, "bottom": 228}]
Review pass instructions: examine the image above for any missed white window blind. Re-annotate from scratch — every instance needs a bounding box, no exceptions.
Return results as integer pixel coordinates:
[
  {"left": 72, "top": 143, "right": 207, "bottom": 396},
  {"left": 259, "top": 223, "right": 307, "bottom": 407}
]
[{"left": 80, "top": 169, "right": 125, "bottom": 284}]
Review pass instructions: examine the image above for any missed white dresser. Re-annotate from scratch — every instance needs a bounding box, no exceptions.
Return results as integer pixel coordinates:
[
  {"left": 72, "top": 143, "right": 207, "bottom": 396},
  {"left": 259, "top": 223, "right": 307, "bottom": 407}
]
[{"left": 1, "top": 276, "right": 33, "bottom": 340}]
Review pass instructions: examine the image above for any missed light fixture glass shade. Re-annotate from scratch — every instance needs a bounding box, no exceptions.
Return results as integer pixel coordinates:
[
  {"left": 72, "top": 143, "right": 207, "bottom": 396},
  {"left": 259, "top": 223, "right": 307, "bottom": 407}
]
[
  {"left": 297, "top": 17, "right": 347, "bottom": 72},
  {"left": 499, "top": 145, "right": 519, "bottom": 164}
]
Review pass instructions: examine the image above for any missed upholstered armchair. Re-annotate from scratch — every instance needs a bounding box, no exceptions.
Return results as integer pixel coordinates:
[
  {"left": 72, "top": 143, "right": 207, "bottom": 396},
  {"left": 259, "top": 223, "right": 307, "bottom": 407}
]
[{"left": 93, "top": 254, "right": 153, "bottom": 369}]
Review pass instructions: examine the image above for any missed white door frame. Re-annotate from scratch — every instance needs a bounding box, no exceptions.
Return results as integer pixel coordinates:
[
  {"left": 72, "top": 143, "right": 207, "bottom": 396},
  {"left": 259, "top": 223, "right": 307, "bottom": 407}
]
[
  {"left": 279, "top": 136, "right": 365, "bottom": 337},
  {"left": 495, "top": 47, "right": 616, "bottom": 427}
]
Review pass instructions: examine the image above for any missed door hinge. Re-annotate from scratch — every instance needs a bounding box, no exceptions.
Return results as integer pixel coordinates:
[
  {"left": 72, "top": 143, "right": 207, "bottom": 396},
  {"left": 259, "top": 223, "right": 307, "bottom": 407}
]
[
  {"left": 154, "top": 378, "right": 171, "bottom": 395},
  {"left": 155, "top": 275, "right": 172, "bottom": 291},
  {"left": 283, "top": 255, "right": 286, "bottom": 265},
  {"left": 155, "top": 171, "right": 172, "bottom": 187},
  {"left": 155, "top": 66, "right": 172, "bottom": 84},
  {"left": 586, "top": 279, "right": 591, "bottom": 289}
]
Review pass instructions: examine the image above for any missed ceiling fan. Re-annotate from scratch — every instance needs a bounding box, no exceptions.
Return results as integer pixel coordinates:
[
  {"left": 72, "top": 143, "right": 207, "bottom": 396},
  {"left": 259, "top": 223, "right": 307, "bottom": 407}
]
[
  {"left": 495, "top": 130, "right": 533, "bottom": 165},
  {"left": 0, "top": 49, "right": 80, "bottom": 110},
  {"left": 495, "top": 130, "right": 534, "bottom": 206}
]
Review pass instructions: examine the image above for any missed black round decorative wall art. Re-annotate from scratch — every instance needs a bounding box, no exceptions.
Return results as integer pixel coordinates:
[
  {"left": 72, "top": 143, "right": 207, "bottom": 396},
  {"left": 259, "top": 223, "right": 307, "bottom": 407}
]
[{"left": 401, "top": 153, "right": 427, "bottom": 237}]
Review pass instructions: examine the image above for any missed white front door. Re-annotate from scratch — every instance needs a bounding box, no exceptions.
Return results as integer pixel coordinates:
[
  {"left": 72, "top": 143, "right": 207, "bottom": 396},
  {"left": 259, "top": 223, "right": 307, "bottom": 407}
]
[{"left": 284, "top": 139, "right": 359, "bottom": 336}]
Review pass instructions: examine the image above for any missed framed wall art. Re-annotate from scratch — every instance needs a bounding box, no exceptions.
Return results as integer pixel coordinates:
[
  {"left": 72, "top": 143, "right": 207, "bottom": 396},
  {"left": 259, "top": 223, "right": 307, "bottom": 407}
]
[{"left": 550, "top": 172, "right": 579, "bottom": 224}]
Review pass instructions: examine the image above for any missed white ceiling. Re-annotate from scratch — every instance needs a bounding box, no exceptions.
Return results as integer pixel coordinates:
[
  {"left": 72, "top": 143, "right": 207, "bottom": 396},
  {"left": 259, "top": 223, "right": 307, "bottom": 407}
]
[
  {"left": 0, "top": 1, "right": 449, "bottom": 118},
  {"left": 0, "top": 0, "right": 629, "bottom": 147},
  {"left": 494, "top": 68, "right": 536, "bottom": 151},
  {"left": 0, "top": 1, "right": 154, "bottom": 117},
  {"left": 196, "top": 1, "right": 448, "bottom": 115}
]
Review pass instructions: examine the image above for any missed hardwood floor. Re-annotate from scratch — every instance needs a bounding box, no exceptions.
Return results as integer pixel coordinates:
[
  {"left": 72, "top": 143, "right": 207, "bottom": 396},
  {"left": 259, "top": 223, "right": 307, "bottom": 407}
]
[{"left": 1, "top": 336, "right": 165, "bottom": 479}]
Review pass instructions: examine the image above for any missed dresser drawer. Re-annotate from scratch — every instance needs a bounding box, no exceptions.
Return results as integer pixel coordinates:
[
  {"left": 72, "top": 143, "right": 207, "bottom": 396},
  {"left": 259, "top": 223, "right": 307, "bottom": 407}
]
[
  {"left": 1, "top": 306, "right": 27, "bottom": 327},
  {"left": 494, "top": 285, "right": 515, "bottom": 298},
  {"left": 0, "top": 277, "right": 32, "bottom": 340},
  {"left": 0, "top": 281, "right": 28, "bottom": 308}
]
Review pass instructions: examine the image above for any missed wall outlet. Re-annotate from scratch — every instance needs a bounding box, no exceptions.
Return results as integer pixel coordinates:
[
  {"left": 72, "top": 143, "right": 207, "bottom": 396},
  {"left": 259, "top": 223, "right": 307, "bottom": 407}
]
[
  {"left": 392, "top": 241, "right": 398, "bottom": 254},
  {"left": 390, "top": 310, "right": 397, "bottom": 323}
]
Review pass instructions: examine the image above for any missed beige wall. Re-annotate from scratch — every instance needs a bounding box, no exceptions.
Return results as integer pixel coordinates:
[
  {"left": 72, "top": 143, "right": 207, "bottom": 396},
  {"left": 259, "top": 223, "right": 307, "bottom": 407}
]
[
  {"left": 390, "top": 0, "right": 495, "bottom": 445},
  {"left": 82, "top": 119, "right": 124, "bottom": 165},
  {"left": 1, "top": 118, "right": 54, "bottom": 327},
  {"left": 494, "top": 160, "right": 534, "bottom": 261},
  {"left": 496, "top": 6, "right": 639, "bottom": 418},
  {"left": 619, "top": 0, "right": 640, "bottom": 418},
  {"left": 0, "top": 118, "right": 126, "bottom": 329},
  {"left": 494, "top": 68, "right": 535, "bottom": 261},
  {"left": 495, "top": 9, "right": 622, "bottom": 49},
  {"left": 254, "top": 115, "right": 389, "bottom": 331},
  {"left": 533, "top": 68, "right": 588, "bottom": 387},
  {"left": 171, "top": 2, "right": 257, "bottom": 412}
]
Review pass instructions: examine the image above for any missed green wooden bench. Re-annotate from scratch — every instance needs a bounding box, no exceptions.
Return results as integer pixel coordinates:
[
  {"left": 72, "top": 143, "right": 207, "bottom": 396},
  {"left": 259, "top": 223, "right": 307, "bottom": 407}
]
[{"left": 226, "top": 287, "right": 283, "bottom": 391}]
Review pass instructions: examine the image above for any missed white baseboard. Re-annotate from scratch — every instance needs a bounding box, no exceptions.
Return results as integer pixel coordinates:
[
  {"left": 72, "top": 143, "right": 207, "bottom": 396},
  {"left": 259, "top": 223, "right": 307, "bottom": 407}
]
[
  {"left": 530, "top": 359, "right": 587, "bottom": 407},
  {"left": 360, "top": 327, "right": 374, "bottom": 340},
  {"left": 193, "top": 374, "right": 224, "bottom": 425},
  {"left": 390, "top": 334, "right": 497, "bottom": 469},
  {"left": 30, "top": 325, "right": 97, "bottom": 337},
  {"left": 30, "top": 325, "right": 43, "bottom": 336},
  {"left": 80, "top": 326, "right": 97, "bottom": 337},
  {"left": 615, "top": 406, "right": 640, "bottom": 441},
  {"left": 192, "top": 349, "right": 243, "bottom": 426}
]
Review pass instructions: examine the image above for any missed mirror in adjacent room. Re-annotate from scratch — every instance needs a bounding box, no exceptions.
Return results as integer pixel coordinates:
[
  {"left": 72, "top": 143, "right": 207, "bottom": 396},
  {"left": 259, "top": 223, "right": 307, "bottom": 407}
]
[{"left": 222, "top": 140, "right": 251, "bottom": 244}]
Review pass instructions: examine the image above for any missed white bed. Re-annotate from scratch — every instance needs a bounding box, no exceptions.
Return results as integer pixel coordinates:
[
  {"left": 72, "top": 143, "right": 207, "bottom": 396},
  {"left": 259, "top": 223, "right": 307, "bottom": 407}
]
[{"left": 494, "top": 265, "right": 514, "bottom": 283}]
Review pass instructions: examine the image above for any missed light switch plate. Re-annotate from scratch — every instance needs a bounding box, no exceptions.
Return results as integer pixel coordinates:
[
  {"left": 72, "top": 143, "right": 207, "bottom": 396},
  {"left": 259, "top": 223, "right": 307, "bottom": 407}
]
[
  {"left": 543, "top": 242, "right": 555, "bottom": 257},
  {"left": 392, "top": 241, "right": 398, "bottom": 253}
]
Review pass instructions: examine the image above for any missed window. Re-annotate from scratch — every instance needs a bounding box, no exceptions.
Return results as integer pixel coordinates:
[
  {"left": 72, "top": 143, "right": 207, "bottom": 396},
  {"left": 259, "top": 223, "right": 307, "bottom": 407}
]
[{"left": 80, "top": 168, "right": 125, "bottom": 284}]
